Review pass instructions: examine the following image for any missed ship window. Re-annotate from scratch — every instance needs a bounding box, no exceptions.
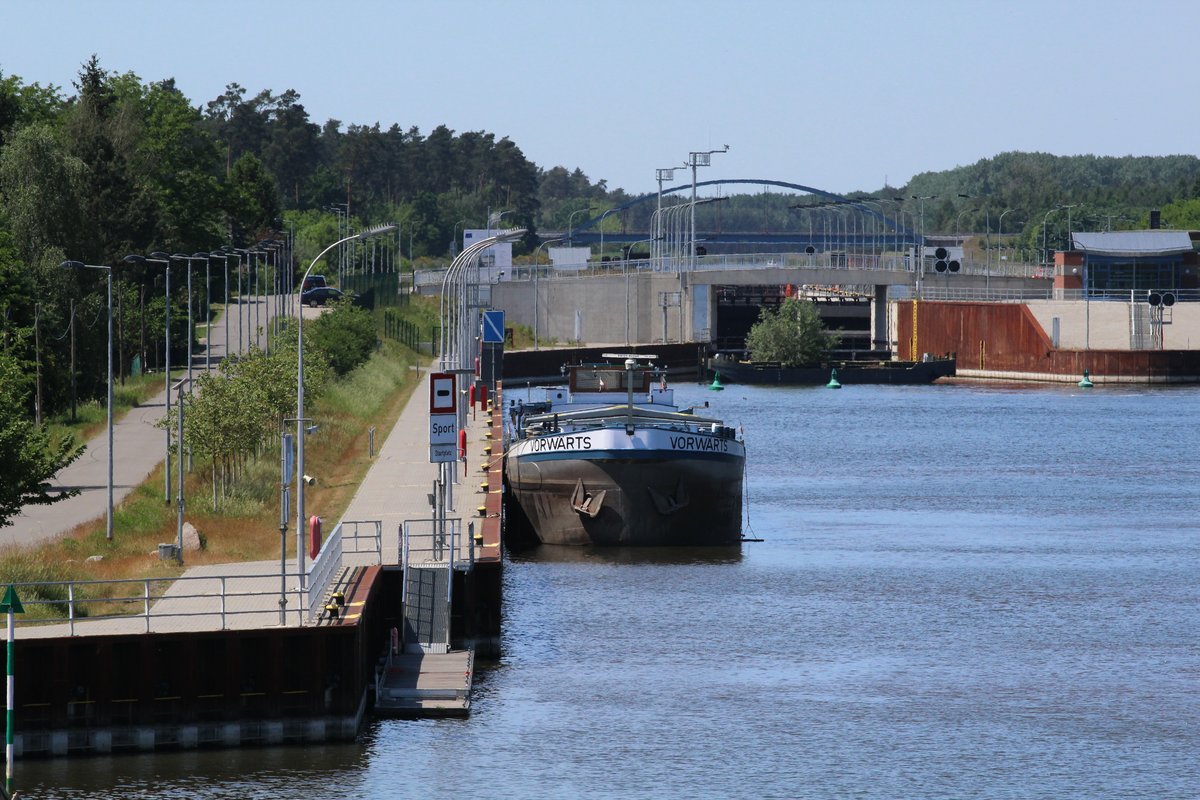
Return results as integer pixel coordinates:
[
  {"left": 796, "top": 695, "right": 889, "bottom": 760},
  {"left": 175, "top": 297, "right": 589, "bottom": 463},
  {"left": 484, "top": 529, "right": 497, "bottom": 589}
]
[{"left": 570, "top": 367, "right": 653, "bottom": 392}]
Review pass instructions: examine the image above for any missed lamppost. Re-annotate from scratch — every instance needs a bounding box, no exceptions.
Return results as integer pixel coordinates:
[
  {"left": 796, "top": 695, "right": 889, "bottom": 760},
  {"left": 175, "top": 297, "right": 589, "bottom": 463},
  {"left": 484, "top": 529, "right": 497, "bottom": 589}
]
[
  {"left": 623, "top": 238, "right": 652, "bottom": 345},
  {"left": 124, "top": 252, "right": 172, "bottom": 503},
  {"left": 908, "top": 195, "right": 936, "bottom": 295},
  {"left": 487, "top": 210, "right": 513, "bottom": 232},
  {"left": 567, "top": 207, "right": 594, "bottom": 247},
  {"left": 1062, "top": 203, "right": 1082, "bottom": 254},
  {"left": 955, "top": 207, "right": 977, "bottom": 244},
  {"left": 197, "top": 252, "right": 216, "bottom": 372},
  {"left": 998, "top": 208, "right": 1017, "bottom": 238},
  {"left": 59, "top": 260, "right": 114, "bottom": 541},
  {"left": 654, "top": 165, "right": 685, "bottom": 269},
  {"left": 172, "top": 253, "right": 206, "bottom": 388},
  {"left": 1041, "top": 207, "right": 1061, "bottom": 268},
  {"left": 452, "top": 218, "right": 470, "bottom": 256},
  {"left": 892, "top": 197, "right": 915, "bottom": 256},
  {"left": 597, "top": 207, "right": 618, "bottom": 263},
  {"left": 213, "top": 250, "right": 236, "bottom": 362},
  {"left": 688, "top": 145, "right": 729, "bottom": 272},
  {"left": 296, "top": 224, "right": 396, "bottom": 598},
  {"left": 532, "top": 237, "right": 566, "bottom": 350}
]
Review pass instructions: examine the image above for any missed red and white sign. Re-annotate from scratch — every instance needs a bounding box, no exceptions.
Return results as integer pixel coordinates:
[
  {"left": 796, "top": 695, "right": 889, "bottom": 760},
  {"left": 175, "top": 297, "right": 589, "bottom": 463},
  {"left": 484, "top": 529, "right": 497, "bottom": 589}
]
[
  {"left": 429, "top": 372, "right": 456, "bottom": 412},
  {"left": 429, "top": 372, "right": 458, "bottom": 462}
]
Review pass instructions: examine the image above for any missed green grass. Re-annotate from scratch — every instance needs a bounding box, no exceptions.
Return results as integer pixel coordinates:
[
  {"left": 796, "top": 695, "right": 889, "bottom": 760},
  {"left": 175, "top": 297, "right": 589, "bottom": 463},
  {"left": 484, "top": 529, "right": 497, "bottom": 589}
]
[{"left": 43, "top": 371, "right": 171, "bottom": 444}]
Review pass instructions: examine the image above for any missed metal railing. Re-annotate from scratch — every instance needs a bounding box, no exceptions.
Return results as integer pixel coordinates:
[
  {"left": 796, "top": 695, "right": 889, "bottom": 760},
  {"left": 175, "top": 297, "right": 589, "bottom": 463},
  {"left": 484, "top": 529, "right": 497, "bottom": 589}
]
[
  {"left": 306, "top": 519, "right": 385, "bottom": 620},
  {"left": 7, "top": 518, "right": 388, "bottom": 635},
  {"left": 400, "top": 517, "right": 466, "bottom": 569},
  {"left": 904, "top": 286, "right": 1056, "bottom": 302},
  {"left": 8, "top": 573, "right": 307, "bottom": 635},
  {"left": 413, "top": 251, "right": 1052, "bottom": 288},
  {"left": 336, "top": 519, "right": 384, "bottom": 557}
]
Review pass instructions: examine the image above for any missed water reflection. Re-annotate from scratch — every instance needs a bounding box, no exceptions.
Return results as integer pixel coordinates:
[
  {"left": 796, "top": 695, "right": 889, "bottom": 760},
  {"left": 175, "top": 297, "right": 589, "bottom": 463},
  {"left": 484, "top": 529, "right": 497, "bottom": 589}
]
[{"left": 507, "top": 543, "right": 743, "bottom": 565}]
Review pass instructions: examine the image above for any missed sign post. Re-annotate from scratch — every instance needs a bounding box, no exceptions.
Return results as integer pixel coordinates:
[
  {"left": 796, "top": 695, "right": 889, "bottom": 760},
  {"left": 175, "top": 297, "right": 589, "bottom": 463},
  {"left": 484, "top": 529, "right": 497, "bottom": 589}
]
[
  {"left": 428, "top": 372, "right": 458, "bottom": 559},
  {"left": 2, "top": 585, "right": 24, "bottom": 797},
  {"left": 481, "top": 310, "right": 505, "bottom": 402},
  {"left": 428, "top": 372, "right": 458, "bottom": 463}
]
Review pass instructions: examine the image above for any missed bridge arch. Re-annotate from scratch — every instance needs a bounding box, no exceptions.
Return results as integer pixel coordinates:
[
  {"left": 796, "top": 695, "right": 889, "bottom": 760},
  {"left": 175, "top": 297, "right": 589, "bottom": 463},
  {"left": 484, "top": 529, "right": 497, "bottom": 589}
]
[{"left": 569, "top": 179, "right": 911, "bottom": 238}]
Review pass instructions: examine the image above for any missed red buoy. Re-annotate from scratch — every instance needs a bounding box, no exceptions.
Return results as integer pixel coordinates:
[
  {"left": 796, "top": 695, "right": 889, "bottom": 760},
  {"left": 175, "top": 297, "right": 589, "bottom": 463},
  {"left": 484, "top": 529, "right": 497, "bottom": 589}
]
[
  {"left": 469, "top": 384, "right": 476, "bottom": 408},
  {"left": 458, "top": 427, "right": 467, "bottom": 459},
  {"left": 480, "top": 384, "right": 489, "bottom": 411},
  {"left": 309, "top": 515, "right": 322, "bottom": 560}
]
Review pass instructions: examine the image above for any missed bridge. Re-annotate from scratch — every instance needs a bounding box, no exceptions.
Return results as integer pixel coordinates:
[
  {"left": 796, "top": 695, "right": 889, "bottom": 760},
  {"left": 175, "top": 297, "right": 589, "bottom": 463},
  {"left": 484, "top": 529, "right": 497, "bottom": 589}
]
[
  {"left": 417, "top": 249, "right": 1052, "bottom": 354},
  {"left": 431, "top": 177, "right": 1049, "bottom": 352}
]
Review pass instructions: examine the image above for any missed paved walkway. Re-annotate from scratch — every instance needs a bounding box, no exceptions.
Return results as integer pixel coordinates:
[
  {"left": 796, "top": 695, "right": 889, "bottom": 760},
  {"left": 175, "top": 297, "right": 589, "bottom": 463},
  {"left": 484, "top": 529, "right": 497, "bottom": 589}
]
[{"left": 9, "top": 294, "right": 294, "bottom": 548}]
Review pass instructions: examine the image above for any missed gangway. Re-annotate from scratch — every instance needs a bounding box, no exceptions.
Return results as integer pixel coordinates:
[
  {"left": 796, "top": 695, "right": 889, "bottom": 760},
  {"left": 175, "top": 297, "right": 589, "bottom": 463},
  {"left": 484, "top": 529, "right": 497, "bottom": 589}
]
[{"left": 374, "top": 517, "right": 474, "bottom": 716}]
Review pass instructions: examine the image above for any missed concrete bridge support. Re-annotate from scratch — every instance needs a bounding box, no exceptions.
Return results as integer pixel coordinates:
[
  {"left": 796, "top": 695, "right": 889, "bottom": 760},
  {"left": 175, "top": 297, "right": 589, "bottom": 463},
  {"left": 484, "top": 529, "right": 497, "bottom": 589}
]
[{"left": 871, "top": 285, "right": 889, "bottom": 352}]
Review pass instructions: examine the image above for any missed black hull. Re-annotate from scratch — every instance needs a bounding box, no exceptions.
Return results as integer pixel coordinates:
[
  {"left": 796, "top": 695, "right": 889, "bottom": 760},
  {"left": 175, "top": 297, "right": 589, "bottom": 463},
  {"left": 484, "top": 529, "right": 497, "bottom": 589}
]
[
  {"left": 710, "top": 358, "right": 955, "bottom": 385},
  {"left": 504, "top": 455, "right": 743, "bottom": 547}
]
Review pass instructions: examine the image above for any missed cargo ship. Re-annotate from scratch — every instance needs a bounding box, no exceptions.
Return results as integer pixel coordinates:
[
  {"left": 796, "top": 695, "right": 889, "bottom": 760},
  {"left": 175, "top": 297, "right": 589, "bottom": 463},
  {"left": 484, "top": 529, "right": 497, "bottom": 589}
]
[{"left": 504, "top": 355, "right": 745, "bottom": 546}]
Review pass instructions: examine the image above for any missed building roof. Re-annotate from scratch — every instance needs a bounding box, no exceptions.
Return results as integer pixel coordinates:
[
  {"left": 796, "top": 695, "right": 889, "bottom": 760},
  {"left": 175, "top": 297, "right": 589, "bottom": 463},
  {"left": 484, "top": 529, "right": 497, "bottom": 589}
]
[{"left": 1072, "top": 230, "right": 1194, "bottom": 257}]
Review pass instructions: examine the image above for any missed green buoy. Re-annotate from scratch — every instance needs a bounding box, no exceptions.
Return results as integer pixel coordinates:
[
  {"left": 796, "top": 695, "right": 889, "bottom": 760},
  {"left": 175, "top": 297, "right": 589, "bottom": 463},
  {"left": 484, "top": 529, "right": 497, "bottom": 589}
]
[
  {"left": 1078, "top": 369, "right": 1094, "bottom": 388},
  {"left": 709, "top": 370, "right": 724, "bottom": 391},
  {"left": 827, "top": 367, "right": 842, "bottom": 389}
]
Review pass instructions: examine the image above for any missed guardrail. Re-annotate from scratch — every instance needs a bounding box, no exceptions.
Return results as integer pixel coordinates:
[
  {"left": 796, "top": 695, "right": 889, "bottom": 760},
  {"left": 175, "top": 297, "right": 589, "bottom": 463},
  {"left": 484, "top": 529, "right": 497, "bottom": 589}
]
[
  {"left": 905, "top": 287, "right": 1056, "bottom": 302},
  {"left": 8, "top": 518, "right": 389, "bottom": 635},
  {"left": 8, "top": 573, "right": 308, "bottom": 635},
  {"left": 306, "top": 519, "right": 384, "bottom": 620},
  {"left": 413, "top": 252, "right": 1052, "bottom": 289}
]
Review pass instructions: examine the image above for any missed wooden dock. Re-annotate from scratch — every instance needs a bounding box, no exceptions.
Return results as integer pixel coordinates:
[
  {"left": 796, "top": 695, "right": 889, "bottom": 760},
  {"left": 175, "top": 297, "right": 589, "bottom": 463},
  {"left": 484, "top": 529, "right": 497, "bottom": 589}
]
[{"left": 374, "top": 651, "right": 474, "bottom": 717}]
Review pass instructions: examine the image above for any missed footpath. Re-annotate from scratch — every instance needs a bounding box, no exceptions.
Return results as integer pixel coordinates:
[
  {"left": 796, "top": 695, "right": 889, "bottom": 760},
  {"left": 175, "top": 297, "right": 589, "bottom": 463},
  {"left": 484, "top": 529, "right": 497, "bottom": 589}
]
[{"left": 9, "top": 295, "right": 286, "bottom": 549}]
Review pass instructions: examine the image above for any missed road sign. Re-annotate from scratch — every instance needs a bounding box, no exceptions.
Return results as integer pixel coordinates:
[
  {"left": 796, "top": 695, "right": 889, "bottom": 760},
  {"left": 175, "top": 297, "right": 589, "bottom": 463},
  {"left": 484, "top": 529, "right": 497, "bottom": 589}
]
[
  {"left": 482, "top": 310, "right": 505, "bottom": 344},
  {"left": 429, "top": 372, "right": 456, "bottom": 412},
  {"left": 0, "top": 586, "right": 22, "bottom": 615},
  {"left": 429, "top": 413, "right": 458, "bottom": 463}
]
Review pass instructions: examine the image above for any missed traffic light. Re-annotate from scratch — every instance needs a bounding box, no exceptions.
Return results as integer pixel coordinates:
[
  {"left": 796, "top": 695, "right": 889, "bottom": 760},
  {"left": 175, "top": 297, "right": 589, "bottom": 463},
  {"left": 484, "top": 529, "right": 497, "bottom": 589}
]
[{"left": 929, "top": 245, "right": 961, "bottom": 273}]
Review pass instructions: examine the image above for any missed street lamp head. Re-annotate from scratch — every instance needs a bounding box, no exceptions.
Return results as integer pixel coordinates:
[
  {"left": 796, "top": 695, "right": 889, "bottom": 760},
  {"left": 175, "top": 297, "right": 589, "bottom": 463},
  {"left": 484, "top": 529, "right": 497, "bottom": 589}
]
[
  {"left": 59, "top": 260, "right": 86, "bottom": 270},
  {"left": 192, "top": 252, "right": 210, "bottom": 259},
  {"left": 150, "top": 251, "right": 171, "bottom": 260},
  {"left": 356, "top": 223, "right": 397, "bottom": 240},
  {"left": 123, "top": 254, "right": 145, "bottom": 264}
]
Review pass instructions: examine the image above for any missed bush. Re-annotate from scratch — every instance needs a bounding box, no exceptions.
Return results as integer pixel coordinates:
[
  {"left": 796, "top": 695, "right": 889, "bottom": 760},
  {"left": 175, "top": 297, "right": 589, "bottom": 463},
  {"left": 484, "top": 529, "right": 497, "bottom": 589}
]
[
  {"left": 309, "top": 302, "right": 378, "bottom": 376},
  {"left": 745, "top": 297, "right": 840, "bottom": 367}
]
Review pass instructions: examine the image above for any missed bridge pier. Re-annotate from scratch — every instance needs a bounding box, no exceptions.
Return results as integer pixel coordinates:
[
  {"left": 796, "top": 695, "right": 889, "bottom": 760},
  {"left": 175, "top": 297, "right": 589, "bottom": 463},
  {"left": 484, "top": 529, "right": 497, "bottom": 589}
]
[{"left": 872, "top": 285, "right": 890, "bottom": 353}]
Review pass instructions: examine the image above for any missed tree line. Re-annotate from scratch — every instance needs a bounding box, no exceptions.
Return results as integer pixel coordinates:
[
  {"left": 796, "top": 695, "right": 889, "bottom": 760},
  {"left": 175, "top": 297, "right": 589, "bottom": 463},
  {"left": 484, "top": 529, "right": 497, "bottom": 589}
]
[{"left": 4, "top": 55, "right": 1200, "bottom": 523}]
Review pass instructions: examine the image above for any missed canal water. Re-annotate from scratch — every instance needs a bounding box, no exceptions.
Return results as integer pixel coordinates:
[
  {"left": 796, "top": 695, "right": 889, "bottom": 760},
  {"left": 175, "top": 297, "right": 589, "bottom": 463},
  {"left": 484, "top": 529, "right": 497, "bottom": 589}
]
[{"left": 24, "top": 382, "right": 1200, "bottom": 798}]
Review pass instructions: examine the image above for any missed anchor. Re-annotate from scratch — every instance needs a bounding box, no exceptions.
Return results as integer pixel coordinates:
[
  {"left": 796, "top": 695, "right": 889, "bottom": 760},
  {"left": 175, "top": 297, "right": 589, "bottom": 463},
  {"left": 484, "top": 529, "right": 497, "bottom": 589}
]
[
  {"left": 647, "top": 478, "right": 690, "bottom": 515},
  {"left": 570, "top": 479, "right": 606, "bottom": 518}
]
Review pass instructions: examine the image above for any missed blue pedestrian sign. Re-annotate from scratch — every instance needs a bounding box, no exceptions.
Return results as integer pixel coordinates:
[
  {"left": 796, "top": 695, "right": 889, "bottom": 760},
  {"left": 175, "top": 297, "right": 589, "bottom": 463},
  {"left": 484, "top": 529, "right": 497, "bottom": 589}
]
[{"left": 482, "top": 310, "right": 505, "bottom": 343}]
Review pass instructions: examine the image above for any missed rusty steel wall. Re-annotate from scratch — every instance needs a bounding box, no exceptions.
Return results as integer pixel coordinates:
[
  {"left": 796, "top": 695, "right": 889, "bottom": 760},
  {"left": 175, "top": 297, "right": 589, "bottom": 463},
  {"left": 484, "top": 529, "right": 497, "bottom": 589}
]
[{"left": 898, "top": 301, "right": 1200, "bottom": 379}]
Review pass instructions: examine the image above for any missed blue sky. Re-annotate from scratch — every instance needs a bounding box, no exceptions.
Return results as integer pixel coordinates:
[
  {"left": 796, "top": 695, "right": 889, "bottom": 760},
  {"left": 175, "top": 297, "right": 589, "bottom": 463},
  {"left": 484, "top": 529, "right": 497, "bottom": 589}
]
[{"left": 2, "top": 0, "right": 1197, "bottom": 197}]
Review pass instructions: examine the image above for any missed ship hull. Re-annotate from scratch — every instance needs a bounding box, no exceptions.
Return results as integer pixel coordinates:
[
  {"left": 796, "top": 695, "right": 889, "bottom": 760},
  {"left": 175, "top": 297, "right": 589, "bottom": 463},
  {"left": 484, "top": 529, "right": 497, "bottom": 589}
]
[
  {"left": 710, "top": 357, "right": 955, "bottom": 385},
  {"left": 505, "top": 427, "right": 744, "bottom": 546}
]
